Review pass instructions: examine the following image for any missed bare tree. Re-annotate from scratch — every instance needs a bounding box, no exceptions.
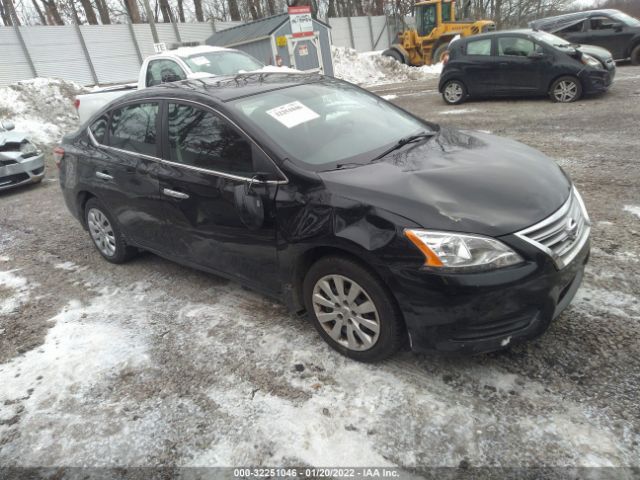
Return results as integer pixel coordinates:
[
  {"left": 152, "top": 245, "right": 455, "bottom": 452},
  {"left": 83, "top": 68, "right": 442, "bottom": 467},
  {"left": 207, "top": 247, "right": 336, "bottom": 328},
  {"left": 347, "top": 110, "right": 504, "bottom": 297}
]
[
  {"left": 227, "top": 0, "right": 241, "bottom": 20},
  {"left": 1, "top": 0, "right": 20, "bottom": 25},
  {"left": 194, "top": 0, "right": 204, "bottom": 20},
  {"left": 40, "top": 0, "right": 64, "bottom": 24},
  {"left": 77, "top": 0, "right": 98, "bottom": 23},
  {"left": 94, "top": 0, "right": 110, "bottom": 23},
  {"left": 124, "top": 0, "right": 142, "bottom": 22}
]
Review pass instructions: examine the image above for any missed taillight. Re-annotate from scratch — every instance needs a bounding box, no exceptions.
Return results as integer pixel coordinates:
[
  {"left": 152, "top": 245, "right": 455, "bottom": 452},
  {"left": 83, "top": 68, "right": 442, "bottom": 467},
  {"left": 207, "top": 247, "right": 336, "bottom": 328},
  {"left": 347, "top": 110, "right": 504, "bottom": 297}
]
[
  {"left": 53, "top": 146, "right": 65, "bottom": 169},
  {"left": 73, "top": 98, "right": 80, "bottom": 110}
]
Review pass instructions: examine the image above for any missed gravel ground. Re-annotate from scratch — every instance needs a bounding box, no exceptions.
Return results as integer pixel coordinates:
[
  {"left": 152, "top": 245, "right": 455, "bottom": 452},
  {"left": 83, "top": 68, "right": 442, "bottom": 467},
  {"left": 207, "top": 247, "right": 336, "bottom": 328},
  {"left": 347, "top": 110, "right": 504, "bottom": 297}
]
[{"left": 0, "top": 67, "right": 639, "bottom": 473}]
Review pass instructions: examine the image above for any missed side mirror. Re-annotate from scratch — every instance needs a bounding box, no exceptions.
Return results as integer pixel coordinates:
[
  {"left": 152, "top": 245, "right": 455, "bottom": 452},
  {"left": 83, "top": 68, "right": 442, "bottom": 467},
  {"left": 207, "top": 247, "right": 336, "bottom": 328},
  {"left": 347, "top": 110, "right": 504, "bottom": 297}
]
[
  {"left": 1, "top": 120, "right": 15, "bottom": 131},
  {"left": 161, "top": 73, "right": 182, "bottom": 83}
]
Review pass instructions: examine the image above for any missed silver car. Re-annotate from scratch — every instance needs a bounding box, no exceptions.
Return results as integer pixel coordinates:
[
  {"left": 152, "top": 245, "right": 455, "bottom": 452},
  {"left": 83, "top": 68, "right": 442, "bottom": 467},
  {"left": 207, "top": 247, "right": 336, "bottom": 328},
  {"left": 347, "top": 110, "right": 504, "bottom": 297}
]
[{"left": 0, "top": 120, "right": 45, "bottom": 191}]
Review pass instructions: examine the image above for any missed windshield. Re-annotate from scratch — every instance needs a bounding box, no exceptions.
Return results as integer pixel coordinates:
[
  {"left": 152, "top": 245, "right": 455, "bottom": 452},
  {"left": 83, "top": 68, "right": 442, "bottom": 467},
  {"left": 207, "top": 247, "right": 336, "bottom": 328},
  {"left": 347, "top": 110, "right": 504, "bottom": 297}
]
[
  {"left": 532, "top": 31, "right": 572, "bottom": 47},
  {"left": 230, "top": 82, "right": 434, "bottom": 168},
  {"left": 182, "top": 51, "right": 265, "bottom": 76},
  {"left": 611, "top": 11, "right": 640, "bottom": 27}
]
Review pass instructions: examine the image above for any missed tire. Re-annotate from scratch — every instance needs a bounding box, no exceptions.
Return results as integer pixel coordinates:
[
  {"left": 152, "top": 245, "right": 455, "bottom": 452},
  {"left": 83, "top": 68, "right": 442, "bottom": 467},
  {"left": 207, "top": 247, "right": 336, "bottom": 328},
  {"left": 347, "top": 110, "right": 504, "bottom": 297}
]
[
  {"left": 382, "top": 48, "right": 405, "bottom": 64},
  {"left": 549, "top": 76, "right": 582, "bottom": 103},
  {"left": 631, "top": 44, "right": 640, "bottom": 66},
  {"left": 303, "top": 256, "right": 405, "bottom": 362},
  {"left": 432, "top": 44, "right": 448, "bottom": 64},
  {"left": 442, "top": 79, "right": 467, "bottom": 105},
  {"left": 84, "top": 198, "right": 137, "bottom": 264}
]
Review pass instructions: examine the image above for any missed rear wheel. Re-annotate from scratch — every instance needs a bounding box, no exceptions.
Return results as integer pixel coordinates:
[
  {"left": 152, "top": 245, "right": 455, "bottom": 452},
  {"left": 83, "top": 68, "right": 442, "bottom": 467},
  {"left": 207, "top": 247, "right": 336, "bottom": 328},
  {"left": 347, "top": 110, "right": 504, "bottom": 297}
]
[
  {"left": 303, "top": 256, "right": 404, "bottom": 362},
  {"left": 432, "top": 44, "right": 449, "bottom": 64},
  {"left": 84, "top": 198, "right": 137, "bottom": 264},
  {"left": 382, "top": 48, "right": 405, "bottom": 64},
  {"left": 549, "top": 76, "right": 582, "bottom": 103},
  {"left": 631, "top": 45, "right": 640, "bottom": 65},
  {"left": 442, "top": 80, "right": 467, "bottom": 105}
]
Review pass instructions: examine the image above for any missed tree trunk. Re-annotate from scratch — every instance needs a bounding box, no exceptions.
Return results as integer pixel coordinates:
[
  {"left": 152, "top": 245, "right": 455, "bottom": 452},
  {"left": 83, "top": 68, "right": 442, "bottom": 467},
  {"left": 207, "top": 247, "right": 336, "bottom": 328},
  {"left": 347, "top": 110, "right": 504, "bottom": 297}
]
[
  {"left": 78, "top": 0, "right": 98, "bottom": 24},
  {"left": 266, "top": 0, "right": 276, "bottom": 16},
  {"left": 31, "top": 0, "right": 47, "bottom": 23},
  {"left": 177, "top": 0, "right": 185, "bottom": 21},
  {"left": 41, "top": 0, "right": 64, "bottom": 25},
  {"left": 227, "top": 0, "right": 240, "bottom": 21},
  {"left": 69, "top": 0, "right": 83, "bottom": 24},
  {"left": 194, "top": 0, "right": 203, "bottom": 21},
  {"left": 2, "top": 0, "right": 19, "bottom": 25},
  {"left": 125, "top": 0, "right": 142, "bottom": 23},
  {"left": 0, "top": 0, "right": 11, "bottom": 25},
  {"left": 95, "top": 0, "right": 111, "bottom": 23},
  {"left": 159, "top": 0, "right": 174, "bottom": 22},
  {"left": 327, "top": 0, "right": 337, "bottom": 17}
]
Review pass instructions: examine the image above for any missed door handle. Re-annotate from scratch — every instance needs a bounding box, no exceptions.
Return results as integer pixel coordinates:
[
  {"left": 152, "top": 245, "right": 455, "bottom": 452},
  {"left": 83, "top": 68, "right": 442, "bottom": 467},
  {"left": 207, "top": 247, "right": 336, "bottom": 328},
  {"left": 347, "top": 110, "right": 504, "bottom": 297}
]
[
  {"left": 162, "top": 188, "right": 189, "bottom": 200},
  {"left": 95, "top": 171, "right": 113, "bottom": 180}
]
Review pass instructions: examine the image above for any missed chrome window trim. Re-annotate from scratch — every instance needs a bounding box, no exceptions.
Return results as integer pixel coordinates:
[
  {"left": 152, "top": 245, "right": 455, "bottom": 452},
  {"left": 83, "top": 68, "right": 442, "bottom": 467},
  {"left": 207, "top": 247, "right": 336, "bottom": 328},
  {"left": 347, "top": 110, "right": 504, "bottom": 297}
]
[
  {"left": 515, "top": 186, "right": 591, "bottom": 270},
  {"left": 87, "top": 96, "right": 289, "bottom": 185}
]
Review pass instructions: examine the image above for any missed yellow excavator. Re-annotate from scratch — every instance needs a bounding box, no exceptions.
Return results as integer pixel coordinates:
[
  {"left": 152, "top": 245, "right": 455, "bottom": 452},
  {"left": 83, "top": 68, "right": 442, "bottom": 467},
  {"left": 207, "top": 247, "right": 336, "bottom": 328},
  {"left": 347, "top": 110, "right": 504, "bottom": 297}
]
[{"left": 382, "top": 0, "right": 495, "bottom": 66}]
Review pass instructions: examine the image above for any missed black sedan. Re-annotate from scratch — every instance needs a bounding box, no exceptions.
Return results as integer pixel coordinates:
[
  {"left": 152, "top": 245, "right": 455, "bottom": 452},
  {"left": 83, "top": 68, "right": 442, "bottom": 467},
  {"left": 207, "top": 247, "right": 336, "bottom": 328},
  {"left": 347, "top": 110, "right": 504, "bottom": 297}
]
[
  {"left": 57, "top": 73, "right": 590, "bottom": 361},
  {"left": 439, "top": 29, "right": 616, "bottom": 105}
]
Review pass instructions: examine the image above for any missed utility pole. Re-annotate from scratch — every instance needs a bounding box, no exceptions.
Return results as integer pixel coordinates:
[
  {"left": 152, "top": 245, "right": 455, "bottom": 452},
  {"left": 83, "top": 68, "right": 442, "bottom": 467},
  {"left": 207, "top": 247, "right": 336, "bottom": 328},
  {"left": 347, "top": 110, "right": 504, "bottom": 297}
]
[{"left": 141, "top": 0, "right": 159, "bottom": 44}]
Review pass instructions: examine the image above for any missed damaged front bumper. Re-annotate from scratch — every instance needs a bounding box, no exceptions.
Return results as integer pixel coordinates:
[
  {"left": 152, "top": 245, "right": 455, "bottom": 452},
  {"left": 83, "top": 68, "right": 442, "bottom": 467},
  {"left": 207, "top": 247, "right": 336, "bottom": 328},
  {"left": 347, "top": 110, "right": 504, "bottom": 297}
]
[
  {"left": 387, "top": 235, "right": 590, "bottom": 354},
  {"left": 0, "top": 154, "right": 45, "bottom": 191}
]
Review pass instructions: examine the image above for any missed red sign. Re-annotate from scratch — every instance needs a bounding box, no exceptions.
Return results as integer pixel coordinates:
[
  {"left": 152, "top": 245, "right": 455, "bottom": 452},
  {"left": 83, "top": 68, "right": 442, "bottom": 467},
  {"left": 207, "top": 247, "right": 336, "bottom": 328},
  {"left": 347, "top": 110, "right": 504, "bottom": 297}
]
[{"left": 288, "top": 6, "right": 314, "bottom": 38}]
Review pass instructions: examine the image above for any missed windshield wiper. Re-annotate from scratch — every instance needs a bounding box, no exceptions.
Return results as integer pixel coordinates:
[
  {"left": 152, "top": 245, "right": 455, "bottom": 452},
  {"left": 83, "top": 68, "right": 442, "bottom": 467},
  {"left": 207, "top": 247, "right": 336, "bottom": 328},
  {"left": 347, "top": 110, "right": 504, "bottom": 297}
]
[{"left": 372, "top": 131, "right": 437, "bottom": 161}]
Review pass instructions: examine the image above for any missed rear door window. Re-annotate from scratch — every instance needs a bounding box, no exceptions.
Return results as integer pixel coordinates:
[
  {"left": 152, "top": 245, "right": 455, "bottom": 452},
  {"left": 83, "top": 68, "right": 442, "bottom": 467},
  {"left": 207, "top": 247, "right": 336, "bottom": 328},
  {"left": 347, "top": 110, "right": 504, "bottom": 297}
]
[
  {"left": 498, "top": 37, "right": 537, "bottom": 57},
  {"left": 589, "top": 16, "right": 617, "bottom": 30},
  {"left": 166, "top": 102, "right": 254, "bottom": 176},
  {"left": 146, "top": 59, "right": 186, "bottom": 87},
  {"left": 466, "top": 38, "right": 492, "bottom": 56},
  {"left": 559, "top": 20, "right": 585, "bottom": 33},
  {"left": 108, "top": 102, "right": 159, "bottom": 157}
]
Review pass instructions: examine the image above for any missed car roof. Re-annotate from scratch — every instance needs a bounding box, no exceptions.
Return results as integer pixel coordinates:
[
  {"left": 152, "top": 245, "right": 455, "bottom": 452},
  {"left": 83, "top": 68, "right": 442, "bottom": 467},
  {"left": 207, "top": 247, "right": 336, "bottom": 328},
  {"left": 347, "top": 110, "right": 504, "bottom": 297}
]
[
  {"left": 529, "top": 9, "right": 623, "bottom": 30},
  {"left": 146, "top": 45, "right": 233, "bottom": 62},
  {"left": 455, "top": 28, "right": 536, "bottom": 42},
  {"left": 117, "top": 72, "right": 327, "bottom": 104}
]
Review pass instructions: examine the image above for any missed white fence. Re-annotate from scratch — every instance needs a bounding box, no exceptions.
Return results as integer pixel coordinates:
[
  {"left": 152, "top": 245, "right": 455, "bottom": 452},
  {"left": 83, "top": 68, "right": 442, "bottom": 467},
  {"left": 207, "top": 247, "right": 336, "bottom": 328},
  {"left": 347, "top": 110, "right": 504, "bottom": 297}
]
[{"left": 0, "top": 16, "right": 410, "bottom": 87}]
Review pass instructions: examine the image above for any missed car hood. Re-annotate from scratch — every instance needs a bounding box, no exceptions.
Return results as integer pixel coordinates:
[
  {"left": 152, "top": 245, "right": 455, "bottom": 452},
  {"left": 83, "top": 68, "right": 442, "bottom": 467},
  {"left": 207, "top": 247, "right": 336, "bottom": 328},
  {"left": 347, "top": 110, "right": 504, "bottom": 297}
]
[
  {"left": 318, "top": 128, "right": 571, "bottom": 237},
  {"left": 0, "top": 130, "right": 29, "bottom": 146},
  {"left": 575, "top": 44, "right": 614, "bottom": 62}
]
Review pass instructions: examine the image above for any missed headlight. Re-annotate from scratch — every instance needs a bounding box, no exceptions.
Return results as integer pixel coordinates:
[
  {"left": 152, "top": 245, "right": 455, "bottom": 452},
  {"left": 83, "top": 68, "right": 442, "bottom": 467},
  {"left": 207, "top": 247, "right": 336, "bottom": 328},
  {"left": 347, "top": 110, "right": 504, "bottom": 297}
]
[
  {"left": 404, "top": 229, "right": 524, "bottom": 272},
  {"left": 581, "top": 54, "right": 603, "bottom": 69},
  {"left": 20, "top": 141, "right": 38, "bottom": 157}
]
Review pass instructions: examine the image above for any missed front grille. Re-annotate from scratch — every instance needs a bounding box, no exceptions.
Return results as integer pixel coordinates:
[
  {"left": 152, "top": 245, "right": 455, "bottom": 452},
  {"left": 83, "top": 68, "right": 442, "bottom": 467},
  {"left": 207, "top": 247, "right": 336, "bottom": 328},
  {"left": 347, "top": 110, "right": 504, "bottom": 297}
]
[
  {"left": 0, "top": 172, "right": 29, "bottom": 186},
  {"left": 450, "top": 314, "right": 534, "bottom": 341},
  {"left": 516, "top": 187, "right": 590, "bottom": 269},
  {"left": 0, "top": 158, "right": 18, "bottom": 166},
  {"left": 0, "top": 142, "right": 21, "bottom": 152}
]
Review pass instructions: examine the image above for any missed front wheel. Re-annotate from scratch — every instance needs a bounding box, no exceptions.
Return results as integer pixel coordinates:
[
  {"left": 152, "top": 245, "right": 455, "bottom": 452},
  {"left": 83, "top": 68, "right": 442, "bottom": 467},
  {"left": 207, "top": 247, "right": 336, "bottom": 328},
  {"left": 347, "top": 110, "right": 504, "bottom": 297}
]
[
  {"left": 432, "top": 44, "right": 448, "bottom": 64},
  {"left": 442, "top": 80, "right": 467, "bottom": 105},
  {"left": 303, "top": 256, "right": 405, "bottom": 362},
  {"left": 382, "top": 48, "right": 405, "bottom": 64},
  {"left": 550, "top": 76, "right": 582, "bottom": 103}
]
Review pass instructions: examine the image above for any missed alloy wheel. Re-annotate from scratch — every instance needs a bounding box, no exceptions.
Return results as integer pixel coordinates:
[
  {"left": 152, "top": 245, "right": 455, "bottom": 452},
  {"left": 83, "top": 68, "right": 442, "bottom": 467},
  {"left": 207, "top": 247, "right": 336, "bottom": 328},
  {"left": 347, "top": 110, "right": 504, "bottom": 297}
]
[
  {"left": 553, "top": 80, "right": 578, "bottom": 102},
  {"left": 87, "top": 208, "right": 116, "bottom": 257},
  {"left": 311, "top": 274, "right": 381, "bottom": 351},
  {"left": 444, "top": 82, "right": 463, "bottom": 103}
]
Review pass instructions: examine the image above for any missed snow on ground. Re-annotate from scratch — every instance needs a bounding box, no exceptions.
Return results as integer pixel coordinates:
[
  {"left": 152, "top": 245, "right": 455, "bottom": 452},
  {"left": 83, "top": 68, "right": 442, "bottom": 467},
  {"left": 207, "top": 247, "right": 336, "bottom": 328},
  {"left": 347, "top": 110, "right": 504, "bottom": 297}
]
[
  {"left": 0, "top": 78, "right": 86, "bottom": 146},
  {"left": 439, "top": 108, "right": 478, "bottom": 115},
  {"left": 0, "top": 270, "right": 32, "bottom": 316},
  {"left": 332, "top": 47, "right": 442, "bottom": 86},
  {"left": 624, "top": 205, "right": 640, "bottom": 219}
]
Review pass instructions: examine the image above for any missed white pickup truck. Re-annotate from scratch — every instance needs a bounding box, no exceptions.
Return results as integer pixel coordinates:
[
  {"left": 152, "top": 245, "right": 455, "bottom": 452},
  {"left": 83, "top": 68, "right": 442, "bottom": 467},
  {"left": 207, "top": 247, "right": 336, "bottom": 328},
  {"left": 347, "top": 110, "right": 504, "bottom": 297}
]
[{"left": 75, "top": 45, "right": 298, "bottom": 123}]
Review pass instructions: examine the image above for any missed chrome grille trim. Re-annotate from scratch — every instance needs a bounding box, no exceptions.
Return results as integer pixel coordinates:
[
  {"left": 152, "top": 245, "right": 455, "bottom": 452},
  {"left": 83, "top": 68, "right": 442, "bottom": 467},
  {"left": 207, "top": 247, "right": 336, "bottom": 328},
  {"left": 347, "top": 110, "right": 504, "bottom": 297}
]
[{"left": 515, "top": 187, "right": 591, "bottom": 270}]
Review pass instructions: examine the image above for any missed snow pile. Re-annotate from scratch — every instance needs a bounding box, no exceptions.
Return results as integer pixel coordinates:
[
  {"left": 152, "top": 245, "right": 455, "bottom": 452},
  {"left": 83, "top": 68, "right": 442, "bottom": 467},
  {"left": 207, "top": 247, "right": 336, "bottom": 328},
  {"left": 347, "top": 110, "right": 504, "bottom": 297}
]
[
  {"left": 332, "top": 46, "right": 442, "bottom": 86},
  {"left": 0, "top": 78, "right": 87, "bottom": 146}
]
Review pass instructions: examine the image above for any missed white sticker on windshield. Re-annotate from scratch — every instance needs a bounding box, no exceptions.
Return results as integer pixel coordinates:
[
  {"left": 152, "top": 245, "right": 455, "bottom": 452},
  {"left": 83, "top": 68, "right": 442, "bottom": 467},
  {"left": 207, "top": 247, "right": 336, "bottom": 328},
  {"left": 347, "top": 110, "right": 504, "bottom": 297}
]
[
  {"left": 266, "top": 101, "right": 319, "bottom": 128},
  {"left": 191, "top": 56, "right": 210, "bottom": 66}
]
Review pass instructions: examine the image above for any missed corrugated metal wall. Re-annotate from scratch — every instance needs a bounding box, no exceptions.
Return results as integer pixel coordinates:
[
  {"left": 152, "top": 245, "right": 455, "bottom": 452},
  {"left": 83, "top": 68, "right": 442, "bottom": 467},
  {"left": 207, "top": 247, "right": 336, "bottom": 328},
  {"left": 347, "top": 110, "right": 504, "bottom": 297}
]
[
  {"left": 232, "top": 38, "right": 275, "bottom": 67},
  {"left": 0, "top": 28, "right": 32, "bottom": 87},
  {"left": 0, "top": 21, "right": 242, "bottom": 87},
  {"left": 0, "top": 17, "right": 402, "bottom": 87}
]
